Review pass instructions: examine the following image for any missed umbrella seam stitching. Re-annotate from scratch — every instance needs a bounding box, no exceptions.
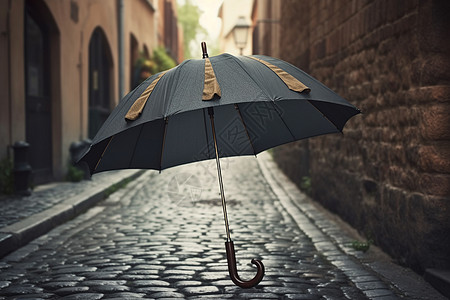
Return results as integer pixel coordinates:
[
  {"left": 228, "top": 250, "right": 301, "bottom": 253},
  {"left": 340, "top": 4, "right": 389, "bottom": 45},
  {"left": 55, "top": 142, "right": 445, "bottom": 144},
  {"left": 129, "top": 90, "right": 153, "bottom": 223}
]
[
  {"left": 165, "top": 61, "right": 190, "bottom": 117},
  {"left": 229, "top": 55, "right": 273, "bottom": 102}
]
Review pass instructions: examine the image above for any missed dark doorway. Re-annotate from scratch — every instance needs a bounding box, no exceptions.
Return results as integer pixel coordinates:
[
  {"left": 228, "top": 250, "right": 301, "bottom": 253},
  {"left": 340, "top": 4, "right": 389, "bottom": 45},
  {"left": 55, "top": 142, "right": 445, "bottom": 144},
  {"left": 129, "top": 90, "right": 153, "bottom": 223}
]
[
  {"left": 25, "top": 6, "right": 53, "bottom": 183},
  {"left": 88, "top": 27, "right": 112, "bottom": 139}
]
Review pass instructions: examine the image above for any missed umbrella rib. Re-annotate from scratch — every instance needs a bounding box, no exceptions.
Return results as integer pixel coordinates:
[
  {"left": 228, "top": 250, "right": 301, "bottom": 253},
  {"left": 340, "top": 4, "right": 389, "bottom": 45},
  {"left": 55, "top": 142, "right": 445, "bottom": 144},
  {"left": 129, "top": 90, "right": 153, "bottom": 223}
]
[
  {"left": 231, "top": 55, "right": 296, "bottom": 142},
  {"left": 94, "top": 135, "right": 114, "bottom": 172},
  {"left": 307, "top": 100, "right": 342, "bottom": 133},
  {"left": 202, "top": 108, "right": 212, "bottom": 159},
  {"left": 159, "top": 117, "right": 169, "bottom": 172},
  {"left": 127, "top": 124, "right": 145, "bottom": 169},
  {"left": 234, "top": 104, "right": 256, "bottom": 156},
  {"left": 270, "top": 101, "right": 296, "bottom": 142}
]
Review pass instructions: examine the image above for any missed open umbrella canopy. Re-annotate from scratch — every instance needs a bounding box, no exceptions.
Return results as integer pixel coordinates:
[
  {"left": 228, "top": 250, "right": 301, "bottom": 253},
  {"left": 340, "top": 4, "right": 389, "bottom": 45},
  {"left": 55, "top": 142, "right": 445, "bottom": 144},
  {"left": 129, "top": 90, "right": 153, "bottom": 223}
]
[
  {"left": 78, "top": 45, "right": 360, "bottom": 288},
  {"left": 80, "top": 52, "right": 359, "bottom": 175}
]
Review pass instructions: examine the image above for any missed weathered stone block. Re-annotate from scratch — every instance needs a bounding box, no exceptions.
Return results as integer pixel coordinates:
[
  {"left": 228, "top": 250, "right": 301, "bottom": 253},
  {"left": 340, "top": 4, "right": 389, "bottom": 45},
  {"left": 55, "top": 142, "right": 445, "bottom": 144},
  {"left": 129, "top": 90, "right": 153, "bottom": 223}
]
[
  {"left": 419, "top": 173, "right": 450, "bottom": 197},
  {"left": 420, "top": 55, "right": 450, "bottom": 86},
  {"left": 418, "top": 144, "right": 450, "bottom": 173},
  {"left": 420, "top": 104, "right": 450, "bottom": 140}
]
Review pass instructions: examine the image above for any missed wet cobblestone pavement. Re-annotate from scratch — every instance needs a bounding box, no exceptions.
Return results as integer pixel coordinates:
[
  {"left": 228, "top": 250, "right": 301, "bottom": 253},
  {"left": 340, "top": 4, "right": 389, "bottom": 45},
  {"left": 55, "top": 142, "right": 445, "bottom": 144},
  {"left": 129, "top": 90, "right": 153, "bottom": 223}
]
[
  {"left": 0, "top": 155, "right": 444, "bottom": 299},
  {"left": 0, "top": 170, "right": 136, "bottom": 228}
]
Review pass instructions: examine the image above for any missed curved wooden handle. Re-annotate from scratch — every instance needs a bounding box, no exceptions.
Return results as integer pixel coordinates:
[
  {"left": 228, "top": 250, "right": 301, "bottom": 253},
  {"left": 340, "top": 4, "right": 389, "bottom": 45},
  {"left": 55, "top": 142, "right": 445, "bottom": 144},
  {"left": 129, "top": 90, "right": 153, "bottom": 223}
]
[{"left": 225, "top": 241, "right": 265, "bottom": 288}]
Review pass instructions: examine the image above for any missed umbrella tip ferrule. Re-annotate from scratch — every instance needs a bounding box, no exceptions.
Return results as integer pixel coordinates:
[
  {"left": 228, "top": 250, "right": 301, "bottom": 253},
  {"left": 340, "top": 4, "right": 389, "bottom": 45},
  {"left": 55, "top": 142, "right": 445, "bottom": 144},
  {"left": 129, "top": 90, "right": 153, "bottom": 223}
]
[{"left": 201, "top": 42, "right": 209, "bottom": 59}]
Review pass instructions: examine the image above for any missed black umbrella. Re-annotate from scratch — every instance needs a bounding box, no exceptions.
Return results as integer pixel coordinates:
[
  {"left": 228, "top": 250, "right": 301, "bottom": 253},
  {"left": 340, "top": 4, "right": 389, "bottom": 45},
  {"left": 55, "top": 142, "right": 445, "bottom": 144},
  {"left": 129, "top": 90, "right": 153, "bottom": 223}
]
[{"left": 79, "top": 42, "right": 360, "bottom": 288}]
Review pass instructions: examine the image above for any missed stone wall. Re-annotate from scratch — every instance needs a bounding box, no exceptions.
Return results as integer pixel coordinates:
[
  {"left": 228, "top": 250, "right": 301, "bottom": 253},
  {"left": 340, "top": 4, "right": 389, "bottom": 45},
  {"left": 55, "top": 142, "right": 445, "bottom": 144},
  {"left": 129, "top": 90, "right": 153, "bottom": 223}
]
[{"left": 273, "top": 0, "right": 450, "bottom": 272}]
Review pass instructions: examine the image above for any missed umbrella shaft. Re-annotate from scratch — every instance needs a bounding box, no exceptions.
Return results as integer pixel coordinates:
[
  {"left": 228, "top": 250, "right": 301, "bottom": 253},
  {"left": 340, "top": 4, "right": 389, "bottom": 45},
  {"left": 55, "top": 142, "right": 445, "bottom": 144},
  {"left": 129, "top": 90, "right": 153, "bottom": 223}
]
[{"left": 209, "top": 108, "right": 231, "bottom": 242}]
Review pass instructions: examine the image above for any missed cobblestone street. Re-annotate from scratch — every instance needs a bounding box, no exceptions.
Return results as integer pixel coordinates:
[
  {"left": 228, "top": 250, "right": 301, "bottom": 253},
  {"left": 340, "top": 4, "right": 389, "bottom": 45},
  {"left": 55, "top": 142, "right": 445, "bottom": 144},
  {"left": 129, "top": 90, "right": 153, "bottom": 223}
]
[
  {"left": 0, "top": 170, "right": 137, "bottom": 229},
  {"left": 0, "top": 154, "right": 444, "bottom": 299}
]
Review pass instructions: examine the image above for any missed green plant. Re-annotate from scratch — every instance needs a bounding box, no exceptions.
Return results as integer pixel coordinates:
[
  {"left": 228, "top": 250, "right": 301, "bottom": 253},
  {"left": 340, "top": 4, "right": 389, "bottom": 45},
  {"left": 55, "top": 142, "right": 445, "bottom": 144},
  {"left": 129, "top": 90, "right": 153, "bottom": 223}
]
[
  {"left": 300, "top": 176, "right": 312, "bottom": 194},
  {"left": 132, "top": 53, "right": 155, "bottom": 87},
  {"left": 66, "top": 163, "right": 84, "bottom": 182},
  {"left": 132, "top": 47, "right": 177, "bottom": 89},
  {"left": 151, "top": 47, "right": 177, "bottom": 73},
  {"left": 350, "top": 239, "right": 373, "bottom": 252},
  {"left": 177, "top": 0, "right": 207, "bottom": 59},
  {"left": 103, "top": 177, "right": 133, "bottom": 199},
  {"left": 0, "top": 157, "right": 14, "bottom": 195}
]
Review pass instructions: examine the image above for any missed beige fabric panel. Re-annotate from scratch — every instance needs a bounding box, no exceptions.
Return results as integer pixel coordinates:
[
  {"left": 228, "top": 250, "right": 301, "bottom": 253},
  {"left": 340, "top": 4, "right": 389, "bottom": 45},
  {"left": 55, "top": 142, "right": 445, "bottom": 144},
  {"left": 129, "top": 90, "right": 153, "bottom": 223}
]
[
  {"left": 248, "top": 56, "right": 310, "bottom": 93},
  {"left": 202, "top": 58, "right": 222, "bottom": 100},
  {"left": 125, "top": 71, "right": 167, "bottom": 121}
]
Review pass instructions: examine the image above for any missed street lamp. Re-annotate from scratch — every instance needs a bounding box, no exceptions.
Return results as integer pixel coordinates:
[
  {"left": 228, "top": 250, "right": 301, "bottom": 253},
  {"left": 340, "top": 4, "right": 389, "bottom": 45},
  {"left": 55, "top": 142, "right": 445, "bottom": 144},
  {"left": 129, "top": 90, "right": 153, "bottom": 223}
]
[{"left": 232, "top": 16, "right": 250, "bottom": 55}]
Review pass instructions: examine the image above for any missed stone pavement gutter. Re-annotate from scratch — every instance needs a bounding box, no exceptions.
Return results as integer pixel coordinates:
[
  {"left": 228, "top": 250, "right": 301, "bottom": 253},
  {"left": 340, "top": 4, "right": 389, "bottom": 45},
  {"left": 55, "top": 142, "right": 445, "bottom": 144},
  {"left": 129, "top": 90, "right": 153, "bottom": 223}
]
[{"left": 0, "top": 169, "right": 144, "bottom": 258}]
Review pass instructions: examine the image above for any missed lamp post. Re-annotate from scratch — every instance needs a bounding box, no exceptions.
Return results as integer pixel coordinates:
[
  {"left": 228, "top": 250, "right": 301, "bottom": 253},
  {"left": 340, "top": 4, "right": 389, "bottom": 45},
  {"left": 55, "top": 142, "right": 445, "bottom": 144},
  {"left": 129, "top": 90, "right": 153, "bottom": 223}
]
[{"left": 232, "top": 16, "right": 250, "bottom": 55}]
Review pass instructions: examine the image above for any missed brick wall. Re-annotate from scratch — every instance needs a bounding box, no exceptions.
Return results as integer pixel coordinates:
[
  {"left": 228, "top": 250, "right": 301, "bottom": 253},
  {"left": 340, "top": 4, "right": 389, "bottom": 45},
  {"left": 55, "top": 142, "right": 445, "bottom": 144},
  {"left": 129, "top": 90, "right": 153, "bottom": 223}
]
[{"left": 273, "top": 0, "right": 450, "bottom": 272}]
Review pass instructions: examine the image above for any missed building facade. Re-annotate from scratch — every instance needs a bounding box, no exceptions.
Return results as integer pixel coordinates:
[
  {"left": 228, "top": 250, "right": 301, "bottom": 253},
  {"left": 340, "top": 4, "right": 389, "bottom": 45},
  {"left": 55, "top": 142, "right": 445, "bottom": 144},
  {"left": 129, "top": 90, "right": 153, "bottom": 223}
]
[
  {"left": 218, "top": 0, "right": 253, "bottom": 56},
  {"left": 157, "top": 0, "right": 183, "bottom": 63},
  {"left": 0, "top": 0, "right": 182, "bottom": 185},
  {"left": 252, "top": 0, "right": 450, "bottom": 273},
  {"left": 251, "top": 0, "right": 280, "bottom": 58}
]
